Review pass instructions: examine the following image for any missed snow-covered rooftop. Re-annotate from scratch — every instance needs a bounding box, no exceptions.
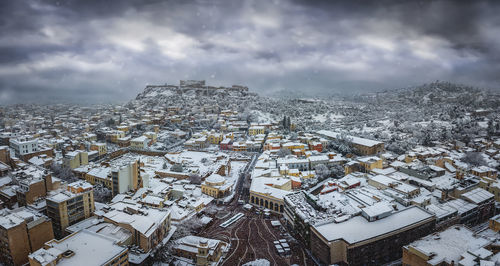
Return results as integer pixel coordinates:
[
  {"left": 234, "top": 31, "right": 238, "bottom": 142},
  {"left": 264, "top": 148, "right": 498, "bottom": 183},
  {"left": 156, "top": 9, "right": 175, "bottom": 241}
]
[
  {"left": 313, "top": 206, "right": 434, "bottom": 244},
  {"left": 29, "top": 230, "right": 127, "bottom": 266},
  {"left": 406, "top": 225, "right": 491, "bottom": 265},
  {"left": 461, "top": 188, "right": 494, "bottom": 205},
  {"left": 317, "top": 130, "right": 383, "bottom": 147}
]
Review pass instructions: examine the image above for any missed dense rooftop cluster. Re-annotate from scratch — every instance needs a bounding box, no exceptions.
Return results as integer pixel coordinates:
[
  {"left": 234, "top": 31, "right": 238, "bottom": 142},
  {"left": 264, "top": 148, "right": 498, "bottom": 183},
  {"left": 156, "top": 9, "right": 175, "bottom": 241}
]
[{"left": 0, "top": 80, "right": 499, "bottom": 265}]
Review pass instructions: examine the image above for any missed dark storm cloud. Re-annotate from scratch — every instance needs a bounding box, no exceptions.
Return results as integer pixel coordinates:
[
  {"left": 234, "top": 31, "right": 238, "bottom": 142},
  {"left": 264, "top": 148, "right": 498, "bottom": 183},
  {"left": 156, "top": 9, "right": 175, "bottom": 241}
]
[{"left": 0, "top": 0, "right": 499, "bottom": 104}]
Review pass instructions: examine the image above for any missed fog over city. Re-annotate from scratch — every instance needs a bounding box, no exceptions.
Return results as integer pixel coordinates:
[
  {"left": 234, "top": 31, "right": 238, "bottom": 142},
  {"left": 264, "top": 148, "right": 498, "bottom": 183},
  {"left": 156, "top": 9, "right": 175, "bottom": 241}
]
[{"left": 1, "top": 0, "right": 500, "bottom": 104}]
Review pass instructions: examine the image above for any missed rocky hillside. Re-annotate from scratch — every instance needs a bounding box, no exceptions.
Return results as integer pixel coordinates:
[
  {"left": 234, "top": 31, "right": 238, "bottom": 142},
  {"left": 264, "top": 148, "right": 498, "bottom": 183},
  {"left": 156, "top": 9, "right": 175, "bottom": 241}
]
[{"left": 130, "top": 82, "right": 259, "bottom": 110}]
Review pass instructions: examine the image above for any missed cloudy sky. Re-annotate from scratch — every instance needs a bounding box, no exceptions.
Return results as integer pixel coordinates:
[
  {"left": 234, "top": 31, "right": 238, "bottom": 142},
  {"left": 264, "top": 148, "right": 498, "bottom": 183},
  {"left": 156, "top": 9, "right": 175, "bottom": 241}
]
[{"left": 1, "top": 0, "right": 499, "bottom": 104}]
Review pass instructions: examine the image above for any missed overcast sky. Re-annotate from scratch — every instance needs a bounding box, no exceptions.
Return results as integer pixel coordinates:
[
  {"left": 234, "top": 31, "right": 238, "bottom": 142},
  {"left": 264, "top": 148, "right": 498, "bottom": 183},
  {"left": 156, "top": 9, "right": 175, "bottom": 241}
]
[{"left": 0, "top": 0, "right": 499, "bottom": 104}]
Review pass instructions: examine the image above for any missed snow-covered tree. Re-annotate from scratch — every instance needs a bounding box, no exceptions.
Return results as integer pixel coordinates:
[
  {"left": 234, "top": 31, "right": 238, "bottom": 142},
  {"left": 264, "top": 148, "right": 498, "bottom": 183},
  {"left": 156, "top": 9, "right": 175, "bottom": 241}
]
[
  {"left": 189, "top": 174, "right": 202, "bottom": 185},
  {"left": 93, "top": 184, "right": 112, "bottom": 203},
  {"left": 330, "top": 133, "right": 355, "bottom": 155},
  {"left": 329, "top": 164, "right": 345, "bottom": 178},
  {"left": 277, "top": 148, "right": 291, "bottom": 157},
  {"left": 315, "top": 164, "right": 330, "bottom": 180},
  {"left": 170, "top": 164, "right": 183, "bottom": 172},
  {"left": 462, "top": 152, "right": 486, "bottom": 167},
  {"left": 50, "top": 162, "right": 78, "bottom": 183}
]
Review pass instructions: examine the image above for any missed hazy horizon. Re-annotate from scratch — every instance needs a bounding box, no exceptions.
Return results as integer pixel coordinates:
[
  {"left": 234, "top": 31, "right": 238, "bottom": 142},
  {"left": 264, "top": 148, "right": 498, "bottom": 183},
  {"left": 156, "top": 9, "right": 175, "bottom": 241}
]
[{"left": 1, "top": 0, "right": 500, "bottom": 104}]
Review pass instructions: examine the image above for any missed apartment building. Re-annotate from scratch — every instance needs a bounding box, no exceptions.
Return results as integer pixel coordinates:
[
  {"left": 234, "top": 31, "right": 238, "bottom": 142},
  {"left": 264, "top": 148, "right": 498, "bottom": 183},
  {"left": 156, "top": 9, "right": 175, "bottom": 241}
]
[
  {"left": 0, "top": 208, "right": 54, "bottom": 266},
  {"left": 90, "top": 142, "right": 107, "bottom": 156},
  {"left": 46, "top": 181, "right": 95, "bottom": 239},
  {"left": 143, "top": 131, "right": 157, "bottom": 144},
  {"left": 106, "top": 131, "right": 126, "bottom": 143},
  {"left": 130, "top": 136, "right": 148, "bottom": 150},
  {"left": 9, "top": 137, "right": 54, "bottom": 162},
  {"left": 13, "top": 166, "right": 56, "bottom": 207},
  {"left": 101, "top": 201, "right": 171, "bottom": 253},
  {"left": 63, "top": 150, "right": 88, "bottom": 169},
  {"left": 85, "top": 166, "right": 112, "bottom": 188},
  {"left": 471, "top": 165, "right": 498, "bottom": 180},
  {"left": 0, "top": 146, "right": 10, "bottom": 165},
  {"left": 248, "top": 125, "right": 265, "bottom": 136},
  {"left": 0, "top": 133, "right": 20, "bottom": 146},
  {"left": 9, "top": 137, "right": 39, "bottom": 158}
]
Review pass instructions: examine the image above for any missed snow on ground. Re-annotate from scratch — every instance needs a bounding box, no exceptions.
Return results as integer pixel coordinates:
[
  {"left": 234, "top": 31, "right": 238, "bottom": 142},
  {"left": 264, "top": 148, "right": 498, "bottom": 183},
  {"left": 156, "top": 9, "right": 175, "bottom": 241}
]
[
  {"left": 377, "top": 119, "right": 392, "bottom": 126},
  {"left": 313, "top": 113, "right": 344, "bottom": 123},
  {"left": 361, "top": 125, "right": 379, "bottom": 133},
  {"left": 165, "top": 151, "right": 229, "bottom": 176},
  {"left": 222, "top": 161, "right": 248, "bottom": 202},
  {"left": 313, "top": 114, "right": 328, "bottom": 123},
  {"left": 243, "top": 259, "right": 270, "bottom": 266},
  {"left": 482, "top": 153, "right": 499, "bottom": 168},
  {"left": 252, "top": 110, "right": 275, "bottom": 124},
  {"left": 144, "top": 89, "right": 175, "bottom": 98},
  {"left": 478, "top": 121, "right": 488, "bottom": 128}
]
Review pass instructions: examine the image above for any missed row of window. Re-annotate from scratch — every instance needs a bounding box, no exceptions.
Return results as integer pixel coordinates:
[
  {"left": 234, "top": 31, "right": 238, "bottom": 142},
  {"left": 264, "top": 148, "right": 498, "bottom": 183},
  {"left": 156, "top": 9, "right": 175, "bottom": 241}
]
[{"left": 250, "top": 196, "right": 284, "bottom": 212}]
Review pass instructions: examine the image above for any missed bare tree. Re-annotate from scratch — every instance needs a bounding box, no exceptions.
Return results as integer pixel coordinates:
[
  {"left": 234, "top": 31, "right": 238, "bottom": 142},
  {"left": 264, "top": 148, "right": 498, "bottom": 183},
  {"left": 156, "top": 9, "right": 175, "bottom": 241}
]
[
  {"left": 93, "top": 184, "right": 112, "bottom": 203},
  {"left": 203, "top": 204, "right": 221, "bottom": 215},
  {"left": 171, "top": 216, "right": 204, "bottom": 241},
  {"left": 330, "top": 133, "right": 355, "bottom": 155},
  {"left": 329, "top": 164, "right": 345, "bottom": 178},
  {"left": 189, "top": 174, "right": 202, "bottom": 185},
  {"left": 315, "top": 164, "right": 330, "bottom": 180},
  {"left": 462, "top": 152, "right": 487, "bottom": 167},
  {"left": 50, "top": 162, "right": 78, "bottom": 183},
  {"left": 277, "top": 148, "right": 291, "bottom": 157},
  {"left": 150, "top": 214, "right": 207, "bottom": 265},
  {"left": 170, "top": 164, "right": 183, "bottom": 172}
]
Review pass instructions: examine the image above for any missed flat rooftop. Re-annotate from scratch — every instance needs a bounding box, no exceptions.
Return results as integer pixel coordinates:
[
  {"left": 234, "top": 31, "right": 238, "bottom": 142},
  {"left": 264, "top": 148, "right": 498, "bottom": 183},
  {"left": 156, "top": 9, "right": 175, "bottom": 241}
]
[
  {"left": 29, "top": 230, "right": 127, "bottom": 266},
  {"left": 313, "top": 206, "right": 434, "bottom": 244},
  {"left": 317, "top": 130, "right": 383, "bottom": 147}
]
